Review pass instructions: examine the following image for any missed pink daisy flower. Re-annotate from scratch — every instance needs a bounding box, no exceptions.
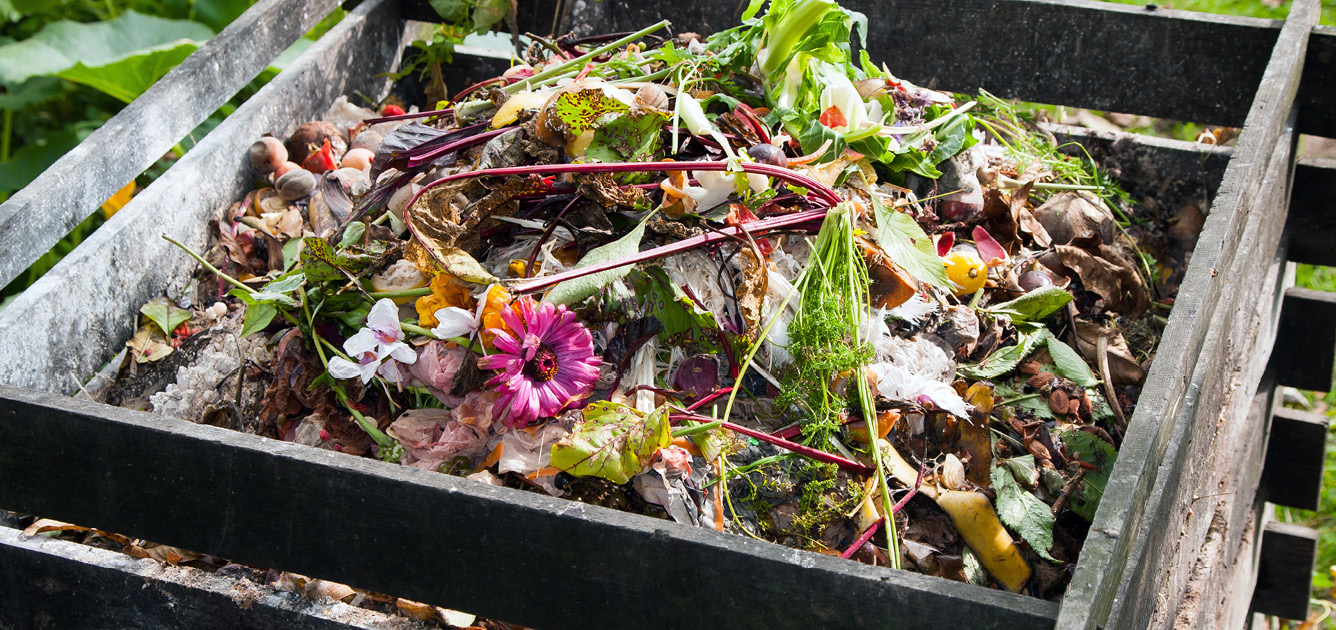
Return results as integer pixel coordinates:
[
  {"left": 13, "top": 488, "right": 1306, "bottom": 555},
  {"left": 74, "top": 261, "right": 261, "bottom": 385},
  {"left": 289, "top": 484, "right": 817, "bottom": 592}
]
[{"left": 478, "top": 296, "right": 601, "bottom": 427}]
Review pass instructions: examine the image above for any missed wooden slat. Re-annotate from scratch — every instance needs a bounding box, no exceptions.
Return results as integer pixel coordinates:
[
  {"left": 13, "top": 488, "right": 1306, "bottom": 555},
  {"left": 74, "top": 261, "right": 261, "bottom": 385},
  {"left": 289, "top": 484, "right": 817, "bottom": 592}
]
[
  {"left": 1251, "top": 521, "right": 1319, "bottom": 620},
  {"left": 0, "top": 0, "right": 409, "bottom": 394},
  {"left": 1262, "top": 406, "right": 1331, "bottom": 511},
  {"left": 1042, "top": 124, "right": 1232, "bottom": 202},
  {"left": 0, "top": 526, "right": 416, "bottom": 630},
  {"left": 1055, "top": 0, "right": 1318, "bottom": 626},
  {"left": 1284, "top": 157, "right": 1336, "bottom": 266},
  {"left": 0, "top": 385, "right": 1060, "bottom": 630},
  {"left": 0, "top": 0, "right": 341, "bottom": 289},
  {"left": 1269, "top": 287, "right": 1336, "bottom": 392}
]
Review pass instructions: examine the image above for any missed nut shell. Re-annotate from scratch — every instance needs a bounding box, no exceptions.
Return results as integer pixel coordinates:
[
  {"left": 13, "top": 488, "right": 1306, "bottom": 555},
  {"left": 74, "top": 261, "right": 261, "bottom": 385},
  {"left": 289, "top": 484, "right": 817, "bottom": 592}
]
[
  {"left": 275, "top": 169, "right": 317, "bottom": 201},
  {"left": 634, "top": 84, "right": 669, "bottom": 110}
]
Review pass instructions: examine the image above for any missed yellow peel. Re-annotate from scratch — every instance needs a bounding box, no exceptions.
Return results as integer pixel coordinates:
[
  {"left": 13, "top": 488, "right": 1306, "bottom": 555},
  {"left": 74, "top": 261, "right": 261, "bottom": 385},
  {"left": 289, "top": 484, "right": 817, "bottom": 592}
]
[
  {"left": 877, "top": 440, "right": 1030, "bottom": 593},
  {"left": 935, "top": 489, "right": 1031, "bottom": 593},
  {"left": 491, "top": 91, "right": 548, "bottom": 129}
]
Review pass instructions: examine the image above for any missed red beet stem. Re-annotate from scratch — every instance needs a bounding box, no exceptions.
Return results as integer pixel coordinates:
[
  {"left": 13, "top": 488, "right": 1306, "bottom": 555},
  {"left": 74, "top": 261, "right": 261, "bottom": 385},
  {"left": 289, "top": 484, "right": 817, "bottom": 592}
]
[
  {"left": 365, "top": 108, "right": 454, "bottom": 125},
  {"left": 840, "top": 520, "right": 881, "bottom": 559},
  {"left": 669, "top": 411, "right": 875, "bottom": 476},
  {"left": 407, "top": 127, "right": 512, "bottom": 168},
  {"left": 685, "top": 387, "right": 733, "bottom": 412},
  {"left": 506, "top": 208, "right": 825, "bottom": 295}
]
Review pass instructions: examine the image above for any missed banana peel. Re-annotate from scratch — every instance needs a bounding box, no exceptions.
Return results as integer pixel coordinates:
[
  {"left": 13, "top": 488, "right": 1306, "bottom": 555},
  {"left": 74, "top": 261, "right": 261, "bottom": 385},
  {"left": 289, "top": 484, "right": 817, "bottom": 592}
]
[{"left": 877, "top": 439, "right": 1031, "bottom": 593}]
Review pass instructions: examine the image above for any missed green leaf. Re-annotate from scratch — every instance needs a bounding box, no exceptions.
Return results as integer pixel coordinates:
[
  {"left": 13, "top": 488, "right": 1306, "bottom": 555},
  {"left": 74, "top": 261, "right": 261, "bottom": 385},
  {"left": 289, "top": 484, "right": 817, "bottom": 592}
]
[
  {"left": 240, "top": 302, "right": 277, "bottom": 337},
  {"left": 263, "top": 271, "right": 306, "bottom": 295},
  {"left": 1046, "top": 336, "right": 1099, "bottom": 388},
  {"left": 549, "top": 401, "right": 671, "bottom": 484},
  {"left": 991, "top": 462, "right": 1058, "bottom": 562},
  {"left": 0, "top": 10, "right": 212, "bottom": 86},
  {"left": 552, "top": 87, "right": 630, "bottom": 136},
  {"left": 958, "top": 323, "right": 1046, "bottom": 379},
  {"left": 586, "top": 109, "right": 669, "bottom": 163},
  {"left": 471, "top": 0, "right": 511, "bottom": 32},
  {"left": 1000, "top": 454, "right": 1039, "bottom": 487},
  {"left": 0, "top": 76, "right": 61, "bottom": 110},
  {"left": 0, "top": 126, "right": 93, "bottom": 192},
  {"left": 429, "top": 0, "right": 468, "bottom": 21},
  {"left": 338, "top": 221, "right": 366, "bottom": 249},
  {"left": 869, "top": 193, "right": 953, "bottom": 289},
  {"left": 543, "top": 216, "right": 647, "bottom": 305},
  {"left": 140, "top": 299, "right": 192, "bottom": 337},
  {"left": 282, "top": 238, "right": 303, "bottom": 272},
  {"left": 986, "top": 286, "right": 1073, "bottom": 322},
  {"left": 1055, "top": 428, "right": 1117, "bottom": 521},
  {"left": 57, "top": 41, "right": 199, "bottom": 103},
  {"left": 629, "top": 267, "right": 720, "bottom": 351},
  {"left": 228, "top": 285, "right": 299, "bottom": 309}
]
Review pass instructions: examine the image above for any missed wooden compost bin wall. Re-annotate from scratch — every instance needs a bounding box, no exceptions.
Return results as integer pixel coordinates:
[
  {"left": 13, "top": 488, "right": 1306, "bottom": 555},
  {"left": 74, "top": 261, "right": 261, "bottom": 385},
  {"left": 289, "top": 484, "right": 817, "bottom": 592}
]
[{"left": 0, "top": 0, "right": 1326, "bottom": 628}]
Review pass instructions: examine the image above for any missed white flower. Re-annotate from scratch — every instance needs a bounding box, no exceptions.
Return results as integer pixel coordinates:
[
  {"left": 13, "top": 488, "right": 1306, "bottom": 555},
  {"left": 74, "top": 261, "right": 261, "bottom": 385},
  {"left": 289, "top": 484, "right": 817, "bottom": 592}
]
[
  {"left": 327, "top": 299, "right": 417, "bottom": 384},
  {"left": 430, "top": 306, "right": 479, "bottom": 339}
]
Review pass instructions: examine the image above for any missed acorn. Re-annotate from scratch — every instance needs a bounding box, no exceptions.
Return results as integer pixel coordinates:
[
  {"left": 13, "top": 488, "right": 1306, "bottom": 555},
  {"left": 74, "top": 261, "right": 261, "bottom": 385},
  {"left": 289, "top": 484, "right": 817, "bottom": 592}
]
[
  {"left": 634, "top": 83, "right": 669, "bottom": 110},
  {"left": 249, "top": 136, "right": 287, "bottom": 174}
]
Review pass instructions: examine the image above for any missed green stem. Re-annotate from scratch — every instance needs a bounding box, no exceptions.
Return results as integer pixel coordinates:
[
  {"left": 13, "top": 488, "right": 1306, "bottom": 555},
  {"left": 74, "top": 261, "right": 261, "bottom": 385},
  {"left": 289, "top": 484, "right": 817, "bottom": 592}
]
[
  {"left": 303, "top": 288, "right": 396, "bottom": 456},
  {"left": 999, "top": 392, "right": 1042, "bottom": 406},
  {"left": 671, "top": 420, "right": 722, "bottom": 439},
  {"left": 401, "top": 322, "right": 437, "bottom": 338},
  {"left": 506, "top": 20, "right": 671, "bottom": 94},
  {"left": 161, "top": 233, "right": 254, "bottom": 294},
  {"left": 1, "top": 109, "right": 12, "bottom": 163},
  {"left": 368, "top": 287, "right": 431, "bottom": 299}
]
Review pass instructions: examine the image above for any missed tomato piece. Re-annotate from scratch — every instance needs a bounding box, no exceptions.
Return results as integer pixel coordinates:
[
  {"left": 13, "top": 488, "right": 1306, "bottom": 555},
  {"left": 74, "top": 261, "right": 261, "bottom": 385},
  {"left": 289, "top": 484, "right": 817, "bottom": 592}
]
[{"left": 819, "top": 106, "right": 848, "bottom": 129}]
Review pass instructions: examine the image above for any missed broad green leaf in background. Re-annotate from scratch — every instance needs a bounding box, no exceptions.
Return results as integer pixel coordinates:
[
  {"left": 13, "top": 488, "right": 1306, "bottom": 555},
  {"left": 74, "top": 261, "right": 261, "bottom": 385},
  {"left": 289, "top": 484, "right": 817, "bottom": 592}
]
[
  {"left": 991, "top": 462, "right": 1059, "bottom": 562},
  {"left": 471, "top": 0, "right": 511, "bottom": 32},
  {"left": 1055, "top": 428, "right": 1117, "bottom": 521},
  {"left": 429, "top": 0, "right": 469, "bottom": 22},
  {"left": 58, "top": 41, "right": 199, "bottom": 103},
  {"left": 543, "top": 216, "right": 647, "bottom": 305},
  {"left": 0, "top": 76, "right": 61, "bottom": 110},
  {"left": 0, "top": 125, "right": 94, "bottom": 191},
  {"left": 0, "top": 10, "right": 212, "bottom": 86},
  {"left": 140, "top": 299, "right": 192, "bottom": 337},
  {"left": 549, "top": 401, "right": 671, "bottom": 484}
]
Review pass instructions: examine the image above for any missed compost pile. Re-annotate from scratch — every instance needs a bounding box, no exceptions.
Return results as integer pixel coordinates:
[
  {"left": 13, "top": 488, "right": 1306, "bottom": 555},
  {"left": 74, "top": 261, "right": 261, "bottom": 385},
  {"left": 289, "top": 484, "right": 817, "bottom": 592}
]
[{"left": 103, "top": 0, "right": 1189, "bottom": 601}]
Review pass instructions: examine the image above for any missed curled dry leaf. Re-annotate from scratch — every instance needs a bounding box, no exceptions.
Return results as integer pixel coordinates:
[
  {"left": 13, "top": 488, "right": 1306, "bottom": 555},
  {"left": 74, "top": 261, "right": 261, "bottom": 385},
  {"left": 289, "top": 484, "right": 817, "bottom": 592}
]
[
  {"left": 1033, "top": 192, "right": 1116, "bottom": 246},
  {"left": 1075, "top": 322, "right": 1147, "bottom": 386}
]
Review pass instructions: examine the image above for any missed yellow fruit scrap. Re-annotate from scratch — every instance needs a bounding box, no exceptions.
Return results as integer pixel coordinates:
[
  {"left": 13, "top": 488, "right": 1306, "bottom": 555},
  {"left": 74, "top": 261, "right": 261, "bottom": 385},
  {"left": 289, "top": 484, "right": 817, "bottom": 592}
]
[
  {"left": 414, "top": 273, "right": 475, "bottom": 327},
  {"left": 944, "top": 250, "right": 987, "bottom": 296}
]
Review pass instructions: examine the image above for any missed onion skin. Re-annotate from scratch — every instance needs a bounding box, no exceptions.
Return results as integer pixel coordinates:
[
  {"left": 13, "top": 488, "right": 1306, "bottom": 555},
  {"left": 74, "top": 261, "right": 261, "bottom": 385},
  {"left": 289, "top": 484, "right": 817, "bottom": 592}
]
[{"left": 747, "top": 143, "right": 787, "bottom": 168}]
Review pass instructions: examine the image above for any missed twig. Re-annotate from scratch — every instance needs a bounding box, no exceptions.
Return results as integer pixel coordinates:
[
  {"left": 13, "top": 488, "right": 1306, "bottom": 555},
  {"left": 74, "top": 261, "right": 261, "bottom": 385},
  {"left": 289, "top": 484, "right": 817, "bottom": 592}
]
[
  {"left": 1051, "top": 467, "right": 1087, "bottom": 516},
  {"left": 1097, "top": 333, "right": 1128, "bottom": 428}
]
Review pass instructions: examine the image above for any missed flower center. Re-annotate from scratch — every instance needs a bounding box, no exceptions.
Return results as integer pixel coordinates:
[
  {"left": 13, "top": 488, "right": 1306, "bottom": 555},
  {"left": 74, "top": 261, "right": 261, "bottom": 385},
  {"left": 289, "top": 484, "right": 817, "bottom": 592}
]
[
  {"left": 373, "top": 326, "right": 400, "bottom": 345},
  {"left": 523, "top": 345, "right": 560, "bottom": 383}
]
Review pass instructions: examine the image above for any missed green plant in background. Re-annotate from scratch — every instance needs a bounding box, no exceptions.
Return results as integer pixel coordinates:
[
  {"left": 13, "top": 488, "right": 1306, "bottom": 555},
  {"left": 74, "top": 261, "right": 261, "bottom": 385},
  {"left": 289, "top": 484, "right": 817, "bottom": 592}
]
[{"left": 394, "top": 0, "right": 516, "bottom": 103}]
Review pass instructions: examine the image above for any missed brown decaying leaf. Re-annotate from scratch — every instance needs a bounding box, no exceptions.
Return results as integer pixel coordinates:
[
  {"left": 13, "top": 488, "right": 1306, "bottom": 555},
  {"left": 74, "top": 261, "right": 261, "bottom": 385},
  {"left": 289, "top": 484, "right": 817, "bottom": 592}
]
[
  {"left": 575, "top": 172, "right": 646, "bottom": 208},
  {"left": 1054, "top": 244, "right": 1124, "bottom": 309},
  {"left": 735, "top": 248, "right": 769, "bottom": 342},
  {"left": 1075, "top": 322, "right": 1147, "bottom": 387}
]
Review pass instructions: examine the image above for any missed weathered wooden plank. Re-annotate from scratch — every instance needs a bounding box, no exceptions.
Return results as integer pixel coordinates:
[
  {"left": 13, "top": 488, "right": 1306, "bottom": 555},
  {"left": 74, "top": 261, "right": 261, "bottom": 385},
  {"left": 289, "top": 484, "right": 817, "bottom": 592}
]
[
  {"left": 1250, "top": 521, "right": 1319, "bottom": 620},
  {"left": 1262, "top": 406, "right": 1331, "bottom": 511},
  {"left": 0, "top": 385, "right": 1060, "bottom": 630},
  {"left": 1269, "top": 287, "right": 1336, "bottom": 392},
  {"left": 1285, "top": 157, "right": 1336, "bottom": 266},
  {"left": 1055, "top": 0, "right": 1318, "bottom": 626},
  {"left": 0, "top": 0, "right": 341, "bottom": 289},
  {"left": 0, "top": 0, "right": 409, "bottom": 394},
  {"left": 0, "top": 525, "right": 420, "bottom": 630}
]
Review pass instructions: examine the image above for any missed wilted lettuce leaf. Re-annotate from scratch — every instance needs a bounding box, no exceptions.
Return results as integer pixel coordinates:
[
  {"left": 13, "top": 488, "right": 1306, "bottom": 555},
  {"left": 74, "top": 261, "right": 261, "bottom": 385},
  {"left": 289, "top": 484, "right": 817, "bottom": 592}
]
[{"left": 549, "top": 401, "right": 671, "bottom": 484}]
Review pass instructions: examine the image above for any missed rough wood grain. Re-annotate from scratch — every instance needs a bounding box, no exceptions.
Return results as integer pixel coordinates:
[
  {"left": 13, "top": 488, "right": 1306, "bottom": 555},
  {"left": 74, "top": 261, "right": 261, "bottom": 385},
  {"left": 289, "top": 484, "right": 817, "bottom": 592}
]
[
  {"left": 0, "top": 385, "right": 1060, "bottom": 630},
  {"left": 1262, "top": 406, "right": 1331, "bottom": 511},
  {"left": 1269, "top": 287, "right": 1336, "bottom": 391},
  {"left": 0, "top": 0, "right": 409, "bottom": 394},
  {"left": 0, "top": 526, "right": 421, "bottom": 630},
  {"left": 0, "top": 0, "right": 341, "bottom": 289},
  {"left": 1285, "top": 157, "right": 1336, "bottom": 266},
  {"left": 1250, "top": 521, "right": 1319, "bottom": 620},
  {"left": 1055, "top": 0, "right": 1318, "bottom": 626}
]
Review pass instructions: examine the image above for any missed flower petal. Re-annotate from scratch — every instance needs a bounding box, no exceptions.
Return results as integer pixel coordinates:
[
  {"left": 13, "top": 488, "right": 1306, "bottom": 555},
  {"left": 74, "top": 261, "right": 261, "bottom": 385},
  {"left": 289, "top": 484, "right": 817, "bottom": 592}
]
[
  {"left": 367, "top": 298, "right": 401, "bottom": 330},
  {"left": 328, "top": 357, "right": 366, "bottom": 380},
  {"left": 430, "top": 307, "right": 479, "bottom": 339},
  {"left": 343, "top": 328, "right": 378, "bottom": 357},
  {"left": 385, "top": 341, "right": 418, "bottom": 365}
]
